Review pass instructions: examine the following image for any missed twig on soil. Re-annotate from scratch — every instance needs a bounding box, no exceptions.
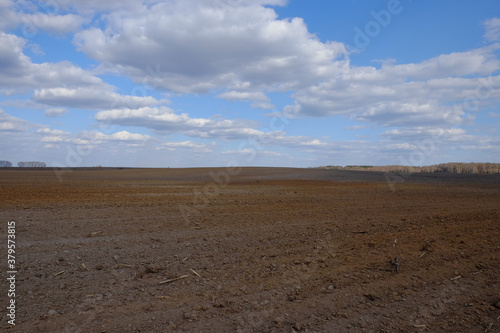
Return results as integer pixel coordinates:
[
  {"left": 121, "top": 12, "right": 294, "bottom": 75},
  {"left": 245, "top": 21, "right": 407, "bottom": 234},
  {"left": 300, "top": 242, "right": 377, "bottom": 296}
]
[
  {"left": 420, "top": 251, "right": 427, "bottom": 258},
  {"left": 414, "top": 324, "right": 427, "bottom": 328},
  {"left": 116, "top": 263, "right": 133, "bottom": 268},
  {"left": 81, "top": 263, "right": 89, "bottom": 271},
  {"left": 450, "top": 275, "right": 462, "bottom": 281},
  {"left": 53, "top": 270, "right": 65, "bottom": 277},
  {"left": 393, "top": 239, "right": 397, "bottom": 248},
  {"left": 485, "top": 322, "right": 493, "bottom": 332},
  {"left": 190, "top": 269, "right": 201, "bottom": 277},
  {"left": 158, "top": 275, "right": 189, "bottom": 285}
]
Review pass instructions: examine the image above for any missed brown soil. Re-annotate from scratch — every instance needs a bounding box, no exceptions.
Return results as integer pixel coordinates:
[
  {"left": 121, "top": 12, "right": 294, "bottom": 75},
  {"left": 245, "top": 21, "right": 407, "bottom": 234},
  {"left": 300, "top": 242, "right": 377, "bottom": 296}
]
[{"left": 1, "top": 167, "right": 499, "bottom": 332}]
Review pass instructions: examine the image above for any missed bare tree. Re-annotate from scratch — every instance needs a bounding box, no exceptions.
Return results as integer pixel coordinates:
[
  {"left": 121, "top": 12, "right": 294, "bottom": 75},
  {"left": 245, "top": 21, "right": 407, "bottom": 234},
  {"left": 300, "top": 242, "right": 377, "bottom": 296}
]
[
  {"left": 0, "top": 160, "right": 12, "bottom": 167},
  {"left": 17, "top": 161, "right": 46, "bottom": 168},
  {"left": 326, "top": 163, "right": 500, "bottom": 175}
]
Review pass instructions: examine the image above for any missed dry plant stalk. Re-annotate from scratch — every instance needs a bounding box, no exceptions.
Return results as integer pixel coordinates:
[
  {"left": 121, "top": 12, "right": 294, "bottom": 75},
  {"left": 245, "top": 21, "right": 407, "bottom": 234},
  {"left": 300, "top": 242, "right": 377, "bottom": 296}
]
[
  {"left": 117, "top": 263, "right": 133, "bottom": 268},
  {"left": 159, "top": 275, "right": 189, "bottom": 285}
]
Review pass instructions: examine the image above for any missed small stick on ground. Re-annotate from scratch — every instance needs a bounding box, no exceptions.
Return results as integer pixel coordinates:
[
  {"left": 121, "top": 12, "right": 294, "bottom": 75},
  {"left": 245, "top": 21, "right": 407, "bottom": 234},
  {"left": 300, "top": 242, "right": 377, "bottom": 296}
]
[
  {"left": 53, "top": 270, "right": 65, "bottom": 277},
  {"left": 451, "top": 275, "right": 462, "bottom": 281},
  {"left": 117, "top": 263, "right": 133, "bottom": 268},
  {"left": 159, "top": 275, "right": 189, "bottom": 285},
  {"left": 81, "top": 263, "right": 89, "bottom": 271},
  {"left": 190, "top": 269, "right": 201, "bottom": 277}
]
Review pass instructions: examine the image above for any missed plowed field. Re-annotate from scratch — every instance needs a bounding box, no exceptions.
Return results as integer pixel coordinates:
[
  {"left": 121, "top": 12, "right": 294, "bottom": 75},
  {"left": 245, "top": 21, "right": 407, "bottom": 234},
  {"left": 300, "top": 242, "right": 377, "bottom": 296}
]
[{"left": 1, "top": 168, "right": 499, "bottom": 332}]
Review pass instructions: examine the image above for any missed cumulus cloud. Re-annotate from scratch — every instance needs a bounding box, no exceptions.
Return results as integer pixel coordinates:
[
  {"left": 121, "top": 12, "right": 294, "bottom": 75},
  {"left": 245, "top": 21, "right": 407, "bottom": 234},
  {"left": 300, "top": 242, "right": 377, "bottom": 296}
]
[
  {"left": 36, "top": 127, "right": 153, "bottom": 146},
  {"left": 94, "top": 106, "right": 329, "bottom": 149},
  {"left": 283, "top": 45, "right": 500, "bottom": 127},
  {"left": 0, "top": 32, "right": 161, "bottom": 110},
  {"left": 0, "top": 32, "right": 100, "bottom": 92},
  {"left": 19, "top": 13, "right": 87, "bottom": 35},
  {"left": 0, "top": 0, "right": 88, "bottom": 35},
  {"left": 70, "top": 0, "right": 500, "bottom": 127},
  {"left": 95, "top": 106, "right": 257, "bottom": 137},
  {"left": 73, "top": 0, "right": 347, "bottom": 105}
]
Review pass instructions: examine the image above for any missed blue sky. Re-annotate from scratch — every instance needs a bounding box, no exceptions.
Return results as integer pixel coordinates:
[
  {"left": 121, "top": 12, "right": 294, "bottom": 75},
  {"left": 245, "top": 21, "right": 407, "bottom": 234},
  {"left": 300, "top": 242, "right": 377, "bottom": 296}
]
[{"left": 0, "top": 0, "right": 499, "bottom": 168}]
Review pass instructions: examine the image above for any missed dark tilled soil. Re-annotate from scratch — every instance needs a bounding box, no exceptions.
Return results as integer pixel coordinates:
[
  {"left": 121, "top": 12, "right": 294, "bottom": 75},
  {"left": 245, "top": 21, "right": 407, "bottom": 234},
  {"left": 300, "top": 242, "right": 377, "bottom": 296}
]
[{"left": 1, "top": 167, "right": 499, "bottom": 332}]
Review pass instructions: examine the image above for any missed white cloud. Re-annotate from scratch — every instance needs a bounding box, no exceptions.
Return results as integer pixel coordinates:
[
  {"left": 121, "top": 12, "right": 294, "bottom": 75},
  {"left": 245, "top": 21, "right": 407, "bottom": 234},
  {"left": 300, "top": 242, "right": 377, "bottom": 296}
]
[
  {"left": 37, "top": 128, "right": 70, "bottom": 135},
  {"left": 73, "top": 0, "right": 347, "bottom": 99},
  {"left": 35, "top": 126, "right": 152, "bottom": 146},
  {"left": 71, "top": 2, "right": 500, "bottom": 130},
  {"left": 0, "top": 32, "right": 161, "bottom": 110},
  {"left": 94, "top": 106, "right": 331, "bottom": 150},
  {"left": 283, "top": 45, "right": 500, "bottom": 127},
  {"left": 158, "top": 141, "right": 215, "bottom": 153},
  {"left": 19, "top": 13, "right": 88, "bottom": 35},
  {"left": 108, "top": 131, "right": 152, "bottom": 142},
  {"left": 95, "top": 106, "right": 257, "bottom": 137},
  {"left": 33, "top": 87, "right": 159, "bottom": 110},
  {"left": 380, "top": 127, "right": 467, "bottom": 141},
  {"left": 45, "top": 107, "right": 68, "bottom": 118},
  {"left": 216, "top": 91, "right": 274, "bottom": 109},
  {"left": 384, "top": 143, "right": 418, "bottom": 151},
  {"left": 222, "top": 148, "right": 287, "bottom": 157},
  {"left": 0, "top": 108, "right": 32, "bottom": 132},
  {"left": 77, "top": 130, "right": 152, "bottom": 144},
  {"left": 0, "top": 32, "right": 101, "bottom": 92},
  {"left": 0, "top": 1, "right": 88, "bottom": 35},
  {"left": 483, "top": 17, "right": 500, "bottom": 42}
]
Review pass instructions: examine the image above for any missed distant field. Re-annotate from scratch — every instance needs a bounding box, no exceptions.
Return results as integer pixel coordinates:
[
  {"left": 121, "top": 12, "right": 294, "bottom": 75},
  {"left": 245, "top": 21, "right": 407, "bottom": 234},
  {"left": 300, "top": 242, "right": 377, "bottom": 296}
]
[{"left": 1, "top": 168, "right": 499, "bottom": 332}]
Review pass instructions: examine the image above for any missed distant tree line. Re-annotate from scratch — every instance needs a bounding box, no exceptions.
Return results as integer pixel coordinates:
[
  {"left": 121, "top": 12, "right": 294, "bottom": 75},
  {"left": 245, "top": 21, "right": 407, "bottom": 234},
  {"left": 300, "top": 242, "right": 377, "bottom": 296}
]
[
  {"left": 0, "top": 160, "right": 46, "bottom": 168},
  {"left": 17, "top": 161, "right": 46, "bottom": 168},
  {"left": 322, "top": 163, "right": 500, "bottom": 174}
]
